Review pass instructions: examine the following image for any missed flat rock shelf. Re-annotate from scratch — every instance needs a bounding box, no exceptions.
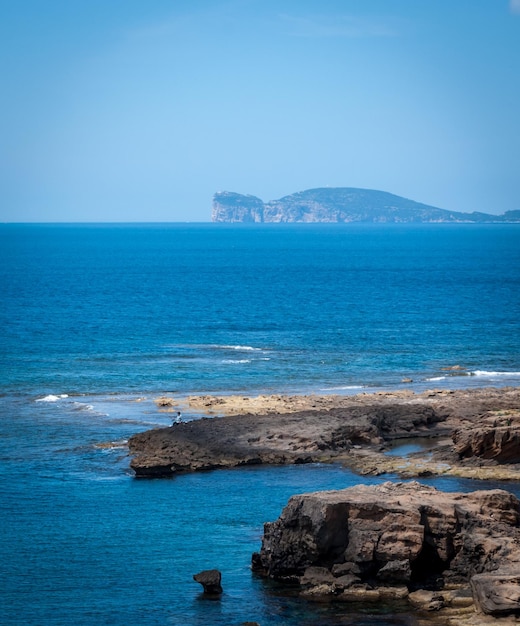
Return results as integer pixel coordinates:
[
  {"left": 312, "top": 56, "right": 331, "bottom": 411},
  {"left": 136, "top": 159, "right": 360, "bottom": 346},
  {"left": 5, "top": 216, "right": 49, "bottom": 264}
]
[{"left": 129, "top": 387, "right": 520, "bottom": 481}]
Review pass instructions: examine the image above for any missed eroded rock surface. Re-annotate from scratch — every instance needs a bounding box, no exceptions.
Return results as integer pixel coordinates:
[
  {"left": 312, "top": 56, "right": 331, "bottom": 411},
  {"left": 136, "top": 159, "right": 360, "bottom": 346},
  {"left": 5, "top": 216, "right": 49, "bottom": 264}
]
[
  {"left": 251, "top": 482, "right": 520, "bottom": 617},
  {"left": 453, "top": 409, "right": 520, "bottom": 463},
  {"left": 129, "top": 388, "right": 520, "bottom": 478},
  {"left": 128, "top": 403, "right": 445, "bottom": 477}
]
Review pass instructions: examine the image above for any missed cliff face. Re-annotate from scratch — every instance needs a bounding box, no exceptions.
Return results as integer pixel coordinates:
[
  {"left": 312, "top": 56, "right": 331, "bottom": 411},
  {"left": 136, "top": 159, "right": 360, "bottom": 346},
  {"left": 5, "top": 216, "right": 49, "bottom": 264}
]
[
  {"left": 212, "top": 188, "right": 518, "bottom": 223},
  {"left": 252, "top": 482, "right": 520, "bottom": 617},
  {"left": 453, "top": 409, "right": 520, "bottom": 463},
  {"left": 211, "top": 191, "right": 265, "bottom": 223}
]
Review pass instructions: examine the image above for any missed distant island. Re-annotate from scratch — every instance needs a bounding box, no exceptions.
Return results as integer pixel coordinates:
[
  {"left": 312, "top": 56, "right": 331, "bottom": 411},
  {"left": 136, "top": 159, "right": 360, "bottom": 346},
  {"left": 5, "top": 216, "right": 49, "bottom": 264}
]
[{"left": 212, "top": 188, "right": 520, "bottom": 223}]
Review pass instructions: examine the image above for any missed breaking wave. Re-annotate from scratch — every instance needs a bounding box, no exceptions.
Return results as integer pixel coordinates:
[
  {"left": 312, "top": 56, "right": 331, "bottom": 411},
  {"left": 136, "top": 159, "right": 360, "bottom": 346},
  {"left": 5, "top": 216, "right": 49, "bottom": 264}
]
[
  {"left": 471, "top": 370, "right": 520, "bottom": 378},
  {"left": 222, "top": 359, "right": 252, "bottom": 364},
  {"left": 36, "top": 394, "right": 69, "bottom": 402},
  {"left": 320, "top": 385, "right": 365, "bottom": 391}
]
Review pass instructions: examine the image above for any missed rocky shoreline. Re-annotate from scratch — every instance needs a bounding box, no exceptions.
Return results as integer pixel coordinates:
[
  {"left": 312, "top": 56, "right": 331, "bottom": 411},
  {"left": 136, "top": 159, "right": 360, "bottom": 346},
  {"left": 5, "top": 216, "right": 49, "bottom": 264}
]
[
  {"left": 129, "top": 387, "right": 520, "bottom": 481},
  {"left": 127, "top": 387, "right": 520, "bottom": 623}
]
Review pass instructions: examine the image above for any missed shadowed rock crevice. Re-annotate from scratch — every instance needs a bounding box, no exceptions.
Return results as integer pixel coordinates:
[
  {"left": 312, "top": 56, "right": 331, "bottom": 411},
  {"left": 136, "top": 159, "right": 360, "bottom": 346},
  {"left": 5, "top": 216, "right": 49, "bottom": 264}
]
[{"left": 409, "top": 540, "right": 447, "bottom": 589}]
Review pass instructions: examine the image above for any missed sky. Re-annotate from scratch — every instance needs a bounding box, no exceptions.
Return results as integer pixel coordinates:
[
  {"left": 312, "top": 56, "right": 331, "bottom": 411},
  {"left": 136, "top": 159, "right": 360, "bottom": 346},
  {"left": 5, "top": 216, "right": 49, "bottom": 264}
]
[{"left": 1, "top": 0, "right": 519, "bottom": 222}]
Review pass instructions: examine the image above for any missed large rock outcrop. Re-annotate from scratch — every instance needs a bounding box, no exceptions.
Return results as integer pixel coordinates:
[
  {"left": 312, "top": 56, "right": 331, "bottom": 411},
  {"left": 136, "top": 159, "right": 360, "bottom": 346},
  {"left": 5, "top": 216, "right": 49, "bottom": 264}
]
[{"left": 252, "top": 482, "right": 520, "bottom": 617}]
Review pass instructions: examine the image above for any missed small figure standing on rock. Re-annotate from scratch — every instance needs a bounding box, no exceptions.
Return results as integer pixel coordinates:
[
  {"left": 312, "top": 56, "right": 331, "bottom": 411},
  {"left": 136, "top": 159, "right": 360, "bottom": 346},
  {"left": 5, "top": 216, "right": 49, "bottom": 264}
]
[{"left": 172, "top": 411, "right": 182, "bottom": 426}]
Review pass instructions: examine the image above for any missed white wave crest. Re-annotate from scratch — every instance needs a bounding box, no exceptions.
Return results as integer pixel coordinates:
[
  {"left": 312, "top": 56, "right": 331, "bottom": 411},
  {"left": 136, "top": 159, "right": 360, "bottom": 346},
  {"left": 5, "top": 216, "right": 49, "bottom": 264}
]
[
  {"left": 217, "top": 344, "right": 263, "bottom": 351},
  {"left": 36, "top": 394, "right": 69, "bottom": 402},
  {"left": 425, "top": 376, "right": 446, "bottom": 382},
  {"left": 72, "top": 402, "right": 94, "bottom": 411},
  {"left": 471, "top": 370, "right": 520, "bottom": 378},
  {"left": 321, "top": 385, "right": 365, "bottom": 391},
  {"left": 222, "top": 359, "right": 252, "bottom": 364}
]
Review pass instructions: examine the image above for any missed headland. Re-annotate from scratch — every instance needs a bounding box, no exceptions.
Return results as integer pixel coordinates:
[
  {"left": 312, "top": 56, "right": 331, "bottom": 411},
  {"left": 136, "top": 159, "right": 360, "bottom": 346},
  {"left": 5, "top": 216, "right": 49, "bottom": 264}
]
[{"left": 212, "top": 187, "right": 520, "bottom": 223}]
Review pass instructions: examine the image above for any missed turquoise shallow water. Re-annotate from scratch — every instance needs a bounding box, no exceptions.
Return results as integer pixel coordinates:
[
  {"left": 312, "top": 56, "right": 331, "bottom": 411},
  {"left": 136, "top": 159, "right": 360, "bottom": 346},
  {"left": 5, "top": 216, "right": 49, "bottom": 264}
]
[{"left": 1, "top": 223, "right": 520, "bottom": 625}]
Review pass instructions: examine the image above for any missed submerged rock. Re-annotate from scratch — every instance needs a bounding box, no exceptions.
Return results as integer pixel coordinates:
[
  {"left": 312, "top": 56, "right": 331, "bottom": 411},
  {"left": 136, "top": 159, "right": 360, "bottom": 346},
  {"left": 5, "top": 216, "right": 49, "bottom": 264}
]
[{"left": 252, "top": 482, "right": 520, "bottom": 617}]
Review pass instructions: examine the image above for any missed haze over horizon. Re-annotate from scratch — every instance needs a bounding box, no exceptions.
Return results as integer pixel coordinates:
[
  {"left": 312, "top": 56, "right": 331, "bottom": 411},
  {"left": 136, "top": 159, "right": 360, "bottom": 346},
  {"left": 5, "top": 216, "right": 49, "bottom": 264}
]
[{"left": 2, "top": 0, "right": 519, "bottom": 222}]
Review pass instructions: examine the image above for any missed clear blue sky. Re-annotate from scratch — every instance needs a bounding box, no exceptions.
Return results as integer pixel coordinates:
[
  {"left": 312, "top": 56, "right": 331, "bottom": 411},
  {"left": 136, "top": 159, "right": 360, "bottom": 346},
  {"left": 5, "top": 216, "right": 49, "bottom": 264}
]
[{"left": 1, "top": 0, "right": 519, "bottom": 222}]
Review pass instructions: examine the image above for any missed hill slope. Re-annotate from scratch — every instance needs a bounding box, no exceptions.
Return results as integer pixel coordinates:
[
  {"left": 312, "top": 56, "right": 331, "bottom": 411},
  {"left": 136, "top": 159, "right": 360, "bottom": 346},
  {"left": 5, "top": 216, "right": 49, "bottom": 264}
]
[{"left": 212, "top": 188, "right": 518, "bottom": 223}]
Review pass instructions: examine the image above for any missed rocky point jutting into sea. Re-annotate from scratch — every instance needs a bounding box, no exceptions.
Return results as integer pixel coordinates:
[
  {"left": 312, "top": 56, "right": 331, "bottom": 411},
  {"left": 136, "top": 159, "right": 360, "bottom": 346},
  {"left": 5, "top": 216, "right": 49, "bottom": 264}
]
[{"left": 128, "top": 386, "right": 520, "bottom": 623}]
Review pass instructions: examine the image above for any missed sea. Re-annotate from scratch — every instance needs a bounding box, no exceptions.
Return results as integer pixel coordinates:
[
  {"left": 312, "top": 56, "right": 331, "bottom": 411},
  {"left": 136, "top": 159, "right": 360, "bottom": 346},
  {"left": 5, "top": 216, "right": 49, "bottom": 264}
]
[{"left": 1, "top": 222, "right": 520, "bottom": 626}]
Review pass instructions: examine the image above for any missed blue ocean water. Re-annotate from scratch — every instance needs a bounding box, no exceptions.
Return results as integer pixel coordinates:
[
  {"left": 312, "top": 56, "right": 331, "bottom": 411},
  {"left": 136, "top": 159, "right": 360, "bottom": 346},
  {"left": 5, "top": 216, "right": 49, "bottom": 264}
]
[{"left": 1, "top": 223, "right": 520, "bottom": 626}]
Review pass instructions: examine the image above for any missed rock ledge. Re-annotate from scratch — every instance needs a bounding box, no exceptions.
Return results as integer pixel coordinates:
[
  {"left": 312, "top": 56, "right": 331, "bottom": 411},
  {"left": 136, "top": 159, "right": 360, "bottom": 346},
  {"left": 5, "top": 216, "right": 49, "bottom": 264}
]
[{"left": 128, "top": 388, "right": 520, "bottom": 479}]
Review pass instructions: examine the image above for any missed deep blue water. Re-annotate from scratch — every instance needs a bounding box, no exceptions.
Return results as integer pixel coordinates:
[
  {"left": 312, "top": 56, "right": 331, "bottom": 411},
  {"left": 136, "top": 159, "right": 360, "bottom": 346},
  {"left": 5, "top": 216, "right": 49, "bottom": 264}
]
[{"left": 1, "top": 223, "right": 520, "bottom": 625}]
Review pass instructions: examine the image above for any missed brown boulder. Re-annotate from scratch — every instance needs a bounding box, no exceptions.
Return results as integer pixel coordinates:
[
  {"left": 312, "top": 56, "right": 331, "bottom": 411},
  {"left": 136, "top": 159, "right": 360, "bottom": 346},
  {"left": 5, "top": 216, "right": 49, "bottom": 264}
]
[{"left": 471, "top": 573, "right": 520, "bottom": 615}]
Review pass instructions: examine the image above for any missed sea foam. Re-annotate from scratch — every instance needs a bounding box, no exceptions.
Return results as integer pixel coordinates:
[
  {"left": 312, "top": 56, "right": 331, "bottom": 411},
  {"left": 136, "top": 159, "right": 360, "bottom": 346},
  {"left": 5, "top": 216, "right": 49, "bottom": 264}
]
[
  {"left": 216, "top": 344, "right": 263, "bottom": 351},
  {"left": 36, "top": 394, "right": 69, "bottom": 402},
  {"left": 222, "top": 359, "right": 252, "bottom": 364},
  {"left": 471, "top": 370, "right": 520, "bottom": 378}
]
